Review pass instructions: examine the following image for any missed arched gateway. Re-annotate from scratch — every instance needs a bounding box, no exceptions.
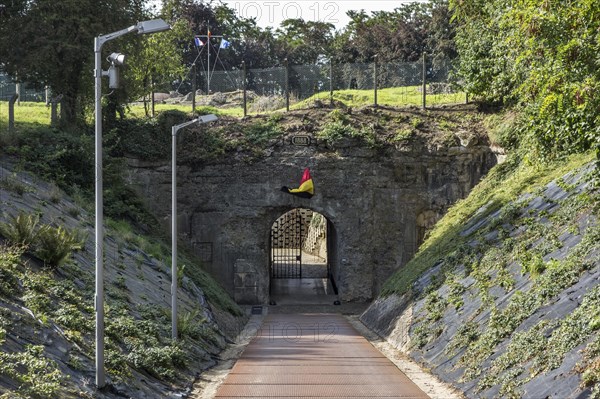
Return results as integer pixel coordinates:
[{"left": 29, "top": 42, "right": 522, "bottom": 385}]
[
  {"left": 126, "top": 119, "right": 497, "bottom": 305},
  {"left": 269, "top": 208, "right": 337, "bottom": 305}
]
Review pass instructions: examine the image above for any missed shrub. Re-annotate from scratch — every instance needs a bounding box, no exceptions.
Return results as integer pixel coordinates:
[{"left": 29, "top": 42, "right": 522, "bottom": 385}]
[
  {"left": 126, "top": 343, "right": 186, "bottom": 380},
  {"left": 318, "top": 120, "right": 355, "bottom": 145},
  {"left": 0, "top": 174, "right": 29, "bottom": 196},
  {"left": 0, "top": 212, "right": 40, "bottom": 246},
  {"left": 243, "top": 119, "right": 282, "bottom": 145},
  {"left": 177, "top": 309, "right": 207, "bottom": 340},
  {"left": 34, "top": 225, "right": 86, "bottom": 268}
]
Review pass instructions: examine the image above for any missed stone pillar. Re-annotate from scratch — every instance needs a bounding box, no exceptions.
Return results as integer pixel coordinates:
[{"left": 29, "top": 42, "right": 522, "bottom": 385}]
[{"left": 234, "top": 259, "right": 260, "bottom": 304}]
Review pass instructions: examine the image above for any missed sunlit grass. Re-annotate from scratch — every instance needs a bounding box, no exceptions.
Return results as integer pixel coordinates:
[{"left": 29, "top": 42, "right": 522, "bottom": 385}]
[
  {"left": 126, "top": 102, "right": 244, "bottom": 118},
  {"left": 292, "top": 86, "right": 466, "bottom": 109},
  {"left": 1, "top": 86, "right": 467, "bottom": 129},
  {"left": 0, "top": 101, "right": 51, "bottom": 130},
  {"left": 381, "top": 150, "right": 596, "bottom": 297}
]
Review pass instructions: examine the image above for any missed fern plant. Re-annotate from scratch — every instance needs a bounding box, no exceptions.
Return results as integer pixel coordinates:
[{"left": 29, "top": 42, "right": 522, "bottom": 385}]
[
  {"left": 0, "top": 212, "right": 40, "bottom": 247},
  {"left": 34, "top": 225, "right": 86, "bottom": 268}
]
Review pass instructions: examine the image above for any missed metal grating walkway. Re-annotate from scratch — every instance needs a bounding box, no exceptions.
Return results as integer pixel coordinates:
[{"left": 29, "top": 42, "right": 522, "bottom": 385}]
[{"left": 215, "top": 314, "right": 429, "bottom": 398}]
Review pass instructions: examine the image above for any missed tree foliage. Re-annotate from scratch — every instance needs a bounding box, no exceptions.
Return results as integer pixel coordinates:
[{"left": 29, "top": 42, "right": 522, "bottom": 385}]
[
  {"left": 0, "top": 0, "right": 145, "bottom": 125},
  {"left": 450, "top": 0, "right": 600, "bottom": 157},
  {"left": 331, "top": 0, "right": 456, "bottom": 64}
]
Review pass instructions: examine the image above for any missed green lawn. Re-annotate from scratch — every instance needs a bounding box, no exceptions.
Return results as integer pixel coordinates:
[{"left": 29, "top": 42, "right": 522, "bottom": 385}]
[
  {"left": 0, "top": 86, "right": 466, "bottom": 129},
  {"left": 126, "top": 102, "right": 244, "bottom": 118},
  {"left": 291, "top": 86, "right": 466, "bottom": 109},
  {"left": 0, "top": 101, "right": 52, "bottom": 130}
]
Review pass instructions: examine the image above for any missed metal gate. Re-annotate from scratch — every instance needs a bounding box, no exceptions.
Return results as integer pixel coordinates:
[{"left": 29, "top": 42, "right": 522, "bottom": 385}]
[{"left": 270, "top": 209, "right": 310, "bottom": 279}]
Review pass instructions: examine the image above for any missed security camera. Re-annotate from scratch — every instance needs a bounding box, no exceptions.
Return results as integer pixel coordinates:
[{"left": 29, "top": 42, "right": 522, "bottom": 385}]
[
  {"left": 108, "top": 65, "right": 120, "bottom": 89},
  {"left": 107, "top": 52, "right": 126, "bottom": 66}
]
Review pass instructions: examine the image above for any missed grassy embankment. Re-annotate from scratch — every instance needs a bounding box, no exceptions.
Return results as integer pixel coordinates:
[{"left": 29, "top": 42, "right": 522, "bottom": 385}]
[
  {"left": 379, "top": 110, "right": 600, "bottom": 397},
  {"left": 0, "top": 86, "right": 465, "bottom": 129}
]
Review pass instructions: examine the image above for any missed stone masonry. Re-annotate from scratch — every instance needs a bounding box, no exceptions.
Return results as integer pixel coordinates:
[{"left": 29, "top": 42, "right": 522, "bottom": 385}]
[{"left": 125, "top": 134, "right": 498, "bottom": 304}]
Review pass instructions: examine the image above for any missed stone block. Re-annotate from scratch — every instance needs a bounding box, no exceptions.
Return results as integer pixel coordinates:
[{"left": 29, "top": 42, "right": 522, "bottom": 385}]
[
  {"left": 243, "top": 273, "right": 258, "bottom": 287},
  {"left": 234, "top": 273, "right": 245, "bottom": 288},
  {"left": 234, "top": 259, "right": 256, "bottom": 274},
  {"left": 234, "top": 286, "right": 259, "bottom": 305}
]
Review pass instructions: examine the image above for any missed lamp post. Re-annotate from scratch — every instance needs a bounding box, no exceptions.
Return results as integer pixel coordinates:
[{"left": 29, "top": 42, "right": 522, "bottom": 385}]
[
  {"left": 171, "top": 114, "right": 218, "bottom": 340},
  {"left": 94, "top": 18, "right": 170, "bottom": 389}
]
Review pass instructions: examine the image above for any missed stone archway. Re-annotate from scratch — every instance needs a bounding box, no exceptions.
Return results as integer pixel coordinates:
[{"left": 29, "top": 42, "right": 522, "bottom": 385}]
[
  {"left": 268, "top": 208, "right": 337, "bottom": 305},
  {"left": 126, "top": 126, "right": 497, "bottom": 305}
]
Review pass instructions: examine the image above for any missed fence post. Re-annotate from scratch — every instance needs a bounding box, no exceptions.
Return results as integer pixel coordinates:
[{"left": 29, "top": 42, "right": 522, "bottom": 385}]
[
  {"left": 51, "top": 102, "right": 58, "bottom": 127},
  {"left": 422, "top": 53, "right": 427, "bottom": 109},
  {"left": 192, "top": 63, "right": 197, "bottom": 113},
  {"left": 151, "top": 76, "right": 156, "bottom": 118},
  {"left": 49, "top": 94, "right": 63, "bottom": 127},
  {"left": 284, "top": 58, "right": 289, "bottom": 112},
  {"left": 8, "top": 93, "right": 18, "bottom": 133},
  {"left": 466, "top": 92, "right": 469, "bottom": 104},
  {"left": 242, "top": 61, "right": 247, "bottom": 117},
  {"left": 373, "top": 54, "right": 378, "bottom": 107},
  {"left": 329, "top": 60, "right": 333, "bottom": 106},
  {"left": 15, "top": 83, "right": 21, "bottom": 106}
]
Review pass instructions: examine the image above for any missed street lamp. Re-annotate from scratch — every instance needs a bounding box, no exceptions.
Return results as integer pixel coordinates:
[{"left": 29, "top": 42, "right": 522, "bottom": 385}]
[
  {"left": 94, "top": 18, "right": 170, "bottom": 389},
  {"left": 171, "top": 114, "right": 218, "bottom": 340}
]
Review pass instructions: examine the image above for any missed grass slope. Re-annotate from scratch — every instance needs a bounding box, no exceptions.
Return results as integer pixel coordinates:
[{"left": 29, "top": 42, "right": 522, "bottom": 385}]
[
  {"left": 0, "top": 166, "right": 244, "bottom": 398},
  {"left": 380, "top": 146, "right": 599, "bottom": 397}
]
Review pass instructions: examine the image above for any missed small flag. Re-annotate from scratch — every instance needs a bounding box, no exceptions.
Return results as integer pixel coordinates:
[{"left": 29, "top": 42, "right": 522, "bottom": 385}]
[
  {"left": 220, "top": 39, "right": 231, "bottom": 49},
  {"left": 207, "top": 30, "right": 211, "bottom": 38},
  {"left": 194, "top": 37, "right": 204, "bottom": 47},
  {"left": 281, "top": 168, "right": 314, "bottom": 198}
]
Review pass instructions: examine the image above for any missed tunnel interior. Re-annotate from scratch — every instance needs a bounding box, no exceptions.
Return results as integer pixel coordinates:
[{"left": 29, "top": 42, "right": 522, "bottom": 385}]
[{"left": 268, "top": 208, "right": 338, "bottom": 305}]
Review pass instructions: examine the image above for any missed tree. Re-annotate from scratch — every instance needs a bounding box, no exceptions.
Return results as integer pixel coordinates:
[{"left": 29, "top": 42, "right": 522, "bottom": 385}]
[
  {"left": 331, "top": 2, "right": 456, "bottom": 65},
  {"left": 0, "top": 0, "right": 145, "bottom": 126},
  {"left": 450, "top": 0, "right": 600, "bottom": 157},
  {"left": 274, "top": 19, "right": 335, "bottom": 65},
  {"left": 125, "top": 19, "right": 190, "bottom": 116}
]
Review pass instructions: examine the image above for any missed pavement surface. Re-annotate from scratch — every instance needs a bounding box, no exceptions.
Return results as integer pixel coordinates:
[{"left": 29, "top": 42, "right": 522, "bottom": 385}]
[{"left": 213, "top": 313, "right": 430, "bottom": 398}]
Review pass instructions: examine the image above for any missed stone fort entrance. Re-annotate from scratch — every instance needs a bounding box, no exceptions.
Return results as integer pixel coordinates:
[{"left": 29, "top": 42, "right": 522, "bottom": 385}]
[
  {"left": 126, "top": 128, "right": 497, "bottom": 305},
  {"left": 269, "top": 208, "right": 337, "bottom": 305}
]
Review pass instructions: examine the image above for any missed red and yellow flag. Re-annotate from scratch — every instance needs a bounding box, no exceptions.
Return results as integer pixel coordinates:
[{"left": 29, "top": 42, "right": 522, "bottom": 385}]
[{"left": 281, "top": 168, "right": 314, "bottom": 198}]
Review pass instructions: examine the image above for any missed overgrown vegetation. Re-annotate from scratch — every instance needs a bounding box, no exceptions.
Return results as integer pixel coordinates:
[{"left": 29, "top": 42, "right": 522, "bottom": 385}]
[
  {"left": 0, "top": 212, "right": 86, "bottom": 268},
  {"left": 0, "top": 345, "right": 62, "bottom": 398},
  {"left": 382, "top": 148, "right": 596, "bottom": 297},
  {"left": 0, "top": 210, "right": 239, "bottom": 397},
  {"left": 381, "top": 107, "right": 599, "bottom": 396},
  {"left": 451, "top": 0, "right": 600, "bottom": 159}
]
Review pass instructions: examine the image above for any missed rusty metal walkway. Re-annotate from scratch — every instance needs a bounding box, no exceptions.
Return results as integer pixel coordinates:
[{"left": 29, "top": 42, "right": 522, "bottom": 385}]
[{"left": 214, "top": 313, "right": 429, "bottom": 398}]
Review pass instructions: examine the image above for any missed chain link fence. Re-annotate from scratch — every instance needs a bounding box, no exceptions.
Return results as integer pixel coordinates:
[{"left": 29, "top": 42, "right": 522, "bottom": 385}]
[
  {"left": 0, "top": 73, "right": 47, "bottom": 102},
  {"left": 184, "top": 57, "right": 463, "bottom": 112},
  {"left": 1, "top": 57, "right": 465, "bottom": 125}
]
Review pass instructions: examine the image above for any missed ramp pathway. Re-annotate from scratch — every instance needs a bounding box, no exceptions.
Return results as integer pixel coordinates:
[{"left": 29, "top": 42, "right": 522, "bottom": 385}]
[{"left": 214, "top": 313, "right": 429, "bottom": 398}]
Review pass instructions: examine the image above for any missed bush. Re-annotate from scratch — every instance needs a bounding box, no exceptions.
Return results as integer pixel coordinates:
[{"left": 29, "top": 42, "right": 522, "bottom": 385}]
[
  {"left": 177, "top": 309, "right": 207, "bottom": 340},
  {"left": 318, "top": 120, "right": 353, "bottom": 145},
  {"left": 243, "top": 118, "right": 283, "bottom": 145},
  {"left": 0, "top": 174, "right": 30, "bottom": 196},
  {"left": 126, "top": 344, "right": 186, "bottom": 380},
  {"left": 34, "top": 225, "right": 86, "bottom": 268},
  {"left": 0, "top": 212, "right": 40, "bottom": 246}
]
